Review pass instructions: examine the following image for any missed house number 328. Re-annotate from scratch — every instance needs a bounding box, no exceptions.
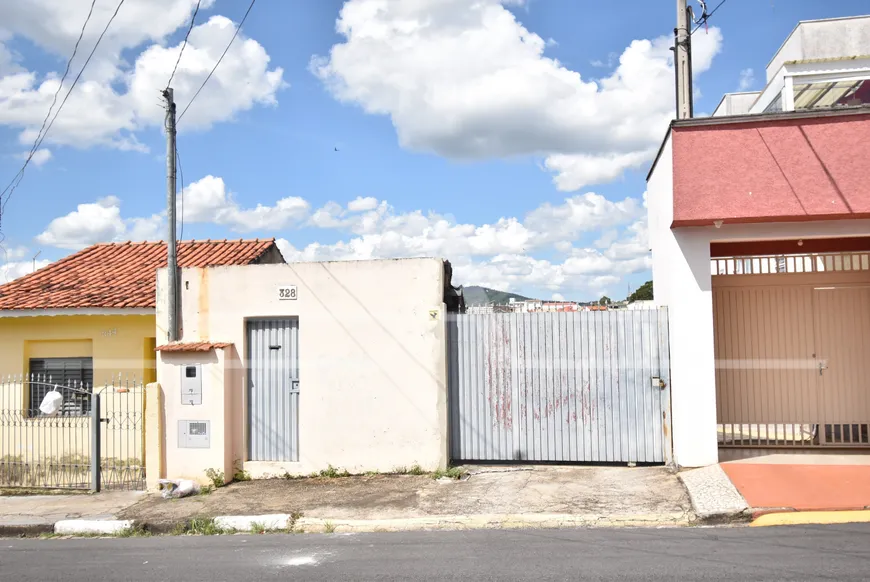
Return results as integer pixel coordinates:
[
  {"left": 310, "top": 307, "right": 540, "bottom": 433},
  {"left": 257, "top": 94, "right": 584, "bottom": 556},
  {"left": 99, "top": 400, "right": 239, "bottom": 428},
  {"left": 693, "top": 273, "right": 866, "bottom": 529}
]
[{"left": 277, "top": 285, "right": 298, "bottom": 300}]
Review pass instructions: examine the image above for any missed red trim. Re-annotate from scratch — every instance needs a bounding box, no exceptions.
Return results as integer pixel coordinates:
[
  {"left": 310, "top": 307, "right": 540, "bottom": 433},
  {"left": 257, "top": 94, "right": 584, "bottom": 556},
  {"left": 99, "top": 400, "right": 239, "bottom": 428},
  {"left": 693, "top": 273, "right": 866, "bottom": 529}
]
[
  {"left": 672, "top": 213, "right": 870, "bottom": 228},
  {"left": 710, "top": 237, "right": 870, "bottom": 258}
]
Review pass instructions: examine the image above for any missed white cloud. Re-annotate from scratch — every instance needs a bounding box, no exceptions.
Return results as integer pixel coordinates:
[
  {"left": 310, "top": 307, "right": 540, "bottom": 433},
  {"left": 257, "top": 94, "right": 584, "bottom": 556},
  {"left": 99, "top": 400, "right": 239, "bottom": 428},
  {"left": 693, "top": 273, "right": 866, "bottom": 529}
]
[
  {"left": 35, "top": 196, "right": 162, "bottom": 250},
  {"left": 551, "top": 292, "right": 564, "bottom": 301},
  {"left": 18, "top": 148, "right": 52, "bottom": 166},
  {"left": 313, "top": 0, "right": 723, "bottom": 189},
  {"left": 181, "top": 175, "right": 309, "bottom": 231},
  {"left": 738, "top": 68, "right": 755, "bottom": 91},
  {"left": 34, "top": 173, "right": 651, "bottom": 297},
  {"left": 524, "top": 192, "right": 643, "bottom": 244},
  {"left": 274, "top": 193, "right": 650, "bottom": 297},
  {"left": 544, "top": 149, "right": 656, "bottom": 191},
  {"left": 347, "top": 196, "right": 379, "bottom": 212},
  {"left": 129, "top": 16, "right": 286, "bottom": 131},
  {"left": 1, "top": 259, "right": 51, "bottom": 282},
  {"left": 0, "top": 2, "right": 285, "bottom": 151}
]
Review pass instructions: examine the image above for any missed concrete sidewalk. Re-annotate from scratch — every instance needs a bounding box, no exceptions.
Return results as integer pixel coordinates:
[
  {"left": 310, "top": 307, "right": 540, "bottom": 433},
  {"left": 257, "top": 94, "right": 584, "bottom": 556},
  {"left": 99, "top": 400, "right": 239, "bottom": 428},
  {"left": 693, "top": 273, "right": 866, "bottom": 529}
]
[
  {"left": 679, "top": 454, "right": 870, "bottom": 526},
  {"left": 120, "top": 465, "right": 693, "bottom": 532},
  {"left": 1, "top": 466, "right": 694, "bottom": 535},
  {"left": 0, "top": 491, "right": 145, "bottom": 536}
]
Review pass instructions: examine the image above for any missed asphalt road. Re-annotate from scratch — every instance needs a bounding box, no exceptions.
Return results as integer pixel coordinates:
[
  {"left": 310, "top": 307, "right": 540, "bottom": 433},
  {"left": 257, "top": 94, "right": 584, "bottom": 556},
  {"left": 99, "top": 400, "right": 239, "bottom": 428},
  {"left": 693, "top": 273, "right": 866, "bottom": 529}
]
[{"left": 2, "top": 525, "right": 870, "bottom": 581}]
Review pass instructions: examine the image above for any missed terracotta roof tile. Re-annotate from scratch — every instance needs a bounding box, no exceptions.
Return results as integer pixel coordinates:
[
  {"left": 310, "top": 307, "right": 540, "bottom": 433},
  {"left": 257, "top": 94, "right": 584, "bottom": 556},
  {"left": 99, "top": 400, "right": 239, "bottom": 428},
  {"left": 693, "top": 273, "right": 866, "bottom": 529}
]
[
  {"left": 0, "top": 239, "right": 279, "bottom": 311},
  {"left": 155, "top": 342, "right": 233, "bottom": 352}
]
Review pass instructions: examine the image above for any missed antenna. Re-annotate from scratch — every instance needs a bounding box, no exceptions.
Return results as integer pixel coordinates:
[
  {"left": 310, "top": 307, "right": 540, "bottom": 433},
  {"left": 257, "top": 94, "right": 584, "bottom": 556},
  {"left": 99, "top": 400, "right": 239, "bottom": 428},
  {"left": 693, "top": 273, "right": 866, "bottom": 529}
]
[{"left": 32, "top": 250, "right": 41, "bottom": 273}]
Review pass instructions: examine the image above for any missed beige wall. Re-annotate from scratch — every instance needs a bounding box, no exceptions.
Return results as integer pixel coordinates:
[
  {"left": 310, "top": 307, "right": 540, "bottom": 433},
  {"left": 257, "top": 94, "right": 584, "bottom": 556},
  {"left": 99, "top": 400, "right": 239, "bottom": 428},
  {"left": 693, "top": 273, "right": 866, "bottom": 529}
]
[
  {"left": 156, "top": 350, "right": 233, "bottom": 484},
  {"left": 155, "top": 259, "right": 448, "bottom": 480}
]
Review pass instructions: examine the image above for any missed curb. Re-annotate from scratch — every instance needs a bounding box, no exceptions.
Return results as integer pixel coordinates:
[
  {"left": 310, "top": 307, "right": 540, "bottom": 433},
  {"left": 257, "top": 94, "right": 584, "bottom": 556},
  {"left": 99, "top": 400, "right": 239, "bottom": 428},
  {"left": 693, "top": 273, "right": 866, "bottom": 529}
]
[
  {"left": 0, "top": 523, "right": 55, "bottom": 537},
  {"left": 54, "top": 520, "right": 133, "bottom": 535},
  {"left": 215, "top": 514, "right": 293, "bottom": 531},
  {"left": 690, "top": 509, "right": 753, "bottom": 526},
  {"left": 3, "top": 512, "right": 695, "bottom": 538},
  {"left": 751, "top": 510, "right": 870, "bottom": 527},
  {"left": 678, "top": 465, "right": 749, "bottom": 526},
  {"left": 294, "top": 512, "right": 693, "bottom": 533}
]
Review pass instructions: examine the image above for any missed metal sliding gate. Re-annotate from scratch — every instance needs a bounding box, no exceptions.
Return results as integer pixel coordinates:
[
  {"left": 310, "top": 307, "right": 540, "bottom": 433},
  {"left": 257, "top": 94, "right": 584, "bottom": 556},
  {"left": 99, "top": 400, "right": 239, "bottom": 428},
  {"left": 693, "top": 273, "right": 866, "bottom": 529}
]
[
  {"left": 0, "top": 376, "right": 145, "bottom": 490},
  {"left": 447, "top": 309, "right": 672, "bottom": 464}
]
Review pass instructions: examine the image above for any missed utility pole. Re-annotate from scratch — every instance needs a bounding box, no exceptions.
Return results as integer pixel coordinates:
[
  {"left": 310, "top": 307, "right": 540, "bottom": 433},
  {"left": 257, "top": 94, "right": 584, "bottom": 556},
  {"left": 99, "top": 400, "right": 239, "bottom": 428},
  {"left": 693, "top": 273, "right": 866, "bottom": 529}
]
[
  {"left": 163, "top": 87, "right": 179, "bottom": 342},
  {"left": 675, "top": 0, "right": 694, "bottom": 119}
]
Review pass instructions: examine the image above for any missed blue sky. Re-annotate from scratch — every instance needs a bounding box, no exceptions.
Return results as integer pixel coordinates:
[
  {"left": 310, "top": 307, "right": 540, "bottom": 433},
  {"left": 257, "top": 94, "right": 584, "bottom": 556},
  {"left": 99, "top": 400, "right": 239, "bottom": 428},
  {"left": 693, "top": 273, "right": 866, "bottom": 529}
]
[{"left": 0, "top": 0, "right": 868, "bottom": 301}]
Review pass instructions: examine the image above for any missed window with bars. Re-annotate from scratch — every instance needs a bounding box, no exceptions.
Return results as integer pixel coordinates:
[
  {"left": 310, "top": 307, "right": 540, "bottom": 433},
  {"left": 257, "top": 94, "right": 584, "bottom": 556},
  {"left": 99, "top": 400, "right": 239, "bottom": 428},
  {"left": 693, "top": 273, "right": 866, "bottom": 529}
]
[{"left": 28, "top": 357, "right": 94, "bottom": 416}]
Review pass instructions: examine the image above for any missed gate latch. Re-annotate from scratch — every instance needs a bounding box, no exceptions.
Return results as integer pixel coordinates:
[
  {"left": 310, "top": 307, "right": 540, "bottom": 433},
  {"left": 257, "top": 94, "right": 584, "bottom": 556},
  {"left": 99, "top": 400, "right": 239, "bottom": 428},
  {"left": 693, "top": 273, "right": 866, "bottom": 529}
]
[{"left": 651, "top": 377, "right": 667, "bottom": 390}]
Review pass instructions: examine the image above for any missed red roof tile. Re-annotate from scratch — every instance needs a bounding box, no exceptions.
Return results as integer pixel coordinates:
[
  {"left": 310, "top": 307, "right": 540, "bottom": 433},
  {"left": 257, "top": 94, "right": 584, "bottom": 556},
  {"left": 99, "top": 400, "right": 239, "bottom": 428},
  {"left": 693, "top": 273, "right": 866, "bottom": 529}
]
[
  {"left": 0, "top": 239, "right": 280, "bottom": 311},
  {"left": 155, "top": 342, "right": 233, "bottom": 352}
]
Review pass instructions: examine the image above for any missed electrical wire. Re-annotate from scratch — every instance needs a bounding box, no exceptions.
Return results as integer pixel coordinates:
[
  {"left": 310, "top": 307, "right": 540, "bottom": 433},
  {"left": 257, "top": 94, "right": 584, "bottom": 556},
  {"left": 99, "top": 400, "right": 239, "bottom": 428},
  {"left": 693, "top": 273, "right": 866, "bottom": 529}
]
[
  {"left": 26, "top": 0, "right": 98, "bottom": 165},
  {"left": 0, "top": 0, "right": 127, "bottom": 220},
  {"left": 166, "top": 0, "right": 202, "bottom": 89},
  {"left": 691, "top": 0, "right": 727, "bottom": 35},
  {"left": 0, "top": 0, "right": 100, "bottom": 235},
  {"left": 177, "top": 0, "right": 257, "bottom": 123}
]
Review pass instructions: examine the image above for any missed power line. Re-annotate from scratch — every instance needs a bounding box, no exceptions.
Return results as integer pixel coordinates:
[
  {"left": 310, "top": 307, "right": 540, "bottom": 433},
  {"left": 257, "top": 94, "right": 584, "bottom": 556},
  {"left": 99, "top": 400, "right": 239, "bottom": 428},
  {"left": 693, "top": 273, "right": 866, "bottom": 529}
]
[
  {"left": 26, "top": 0, "right": 98, "bottom": 165},
  {"left": 0, "top": 0, "right": 127, "bottom": 222},
  {"left": 166, "top": 0, "right": 202, "bottom": 89},
  {"left": 177, "top": 0, "right": 257, "bottom": 122},
  {"left": 0, "top": 0, "right": 100, "bottom": 234},
  {"left": 691, "top": 0, "right": 727, "bottom": 35}
]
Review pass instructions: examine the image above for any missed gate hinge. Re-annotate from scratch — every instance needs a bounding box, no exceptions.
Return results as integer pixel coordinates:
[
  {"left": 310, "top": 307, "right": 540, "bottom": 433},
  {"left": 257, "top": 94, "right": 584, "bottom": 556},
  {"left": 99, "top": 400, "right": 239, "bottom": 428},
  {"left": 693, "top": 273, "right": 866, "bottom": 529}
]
[{"left": 651, "top": 377, "right": 667, "bottom": 390}]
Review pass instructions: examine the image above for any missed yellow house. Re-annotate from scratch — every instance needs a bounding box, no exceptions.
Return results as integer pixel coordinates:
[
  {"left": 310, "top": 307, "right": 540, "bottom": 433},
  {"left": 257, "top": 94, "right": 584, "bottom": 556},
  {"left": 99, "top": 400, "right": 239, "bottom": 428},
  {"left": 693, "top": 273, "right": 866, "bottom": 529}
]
[{"left": 0, "top": 239, "right": 284, "bottom": 397}]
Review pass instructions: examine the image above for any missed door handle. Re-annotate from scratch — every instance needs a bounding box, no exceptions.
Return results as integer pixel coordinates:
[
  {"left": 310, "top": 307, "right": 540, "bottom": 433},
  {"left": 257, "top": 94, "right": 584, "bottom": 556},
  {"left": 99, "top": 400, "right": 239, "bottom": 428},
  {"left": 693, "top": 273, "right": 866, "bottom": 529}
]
[{"left": 818, "top": 360, "right": 828, "bottom": 376}]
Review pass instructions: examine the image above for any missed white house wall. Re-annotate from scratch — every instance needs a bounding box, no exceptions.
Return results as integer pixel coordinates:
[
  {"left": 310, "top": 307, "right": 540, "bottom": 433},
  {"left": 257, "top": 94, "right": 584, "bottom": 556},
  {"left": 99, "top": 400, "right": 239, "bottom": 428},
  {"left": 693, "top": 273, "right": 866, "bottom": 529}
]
[
  {"left": 648, "top": 134, "right": 870, "bottom": 467},
  {"left": 156, "top": 258, "right": 448, "bottom": 478}
]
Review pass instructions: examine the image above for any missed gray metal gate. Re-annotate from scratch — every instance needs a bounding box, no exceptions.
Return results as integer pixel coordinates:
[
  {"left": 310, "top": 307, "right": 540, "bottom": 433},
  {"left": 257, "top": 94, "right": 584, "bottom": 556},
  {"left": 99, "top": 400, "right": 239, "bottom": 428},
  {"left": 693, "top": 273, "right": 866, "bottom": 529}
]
[
  {"left": 447, "top": 309, "right": 671, "bottom": 464},
  {"left": 247, "top": 318, "right": 300, "bottom": 462}
]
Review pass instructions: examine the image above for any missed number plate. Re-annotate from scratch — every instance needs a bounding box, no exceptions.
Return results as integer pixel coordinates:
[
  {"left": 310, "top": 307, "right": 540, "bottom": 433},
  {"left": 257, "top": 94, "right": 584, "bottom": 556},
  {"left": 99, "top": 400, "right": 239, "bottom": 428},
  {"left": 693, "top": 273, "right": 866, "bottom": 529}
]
[{"left": 277, "top": 285, "right": 298, "bottom": 301}]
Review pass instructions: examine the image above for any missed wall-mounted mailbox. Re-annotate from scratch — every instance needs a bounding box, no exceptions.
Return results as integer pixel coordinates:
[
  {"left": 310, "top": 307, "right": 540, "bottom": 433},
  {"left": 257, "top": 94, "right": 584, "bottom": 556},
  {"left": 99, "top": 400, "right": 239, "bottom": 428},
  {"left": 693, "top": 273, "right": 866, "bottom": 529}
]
[
  {"left": 178, "top": 420, "right": 210, "bottom": 449},
  {"left": 181, "top": 364, "right": 202, "bottom": 405}
]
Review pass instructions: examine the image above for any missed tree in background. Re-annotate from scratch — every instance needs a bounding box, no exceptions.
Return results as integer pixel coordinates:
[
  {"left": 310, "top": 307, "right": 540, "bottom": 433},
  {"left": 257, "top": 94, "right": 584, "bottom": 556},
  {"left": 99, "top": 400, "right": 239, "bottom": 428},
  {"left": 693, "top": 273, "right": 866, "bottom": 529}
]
[
  {"left": 599, "top": 296, "right": 612, "bottom": 306},
  {"left": 628, "top": 280, "right": 653, "bottom": 302}
]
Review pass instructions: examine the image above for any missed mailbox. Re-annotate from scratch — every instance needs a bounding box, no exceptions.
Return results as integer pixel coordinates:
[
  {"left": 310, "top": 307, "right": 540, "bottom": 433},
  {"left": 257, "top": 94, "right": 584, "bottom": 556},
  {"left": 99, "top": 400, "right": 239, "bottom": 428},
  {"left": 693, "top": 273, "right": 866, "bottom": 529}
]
[{"left": 181, "top": 364, "right": 202, "bottom": 405}]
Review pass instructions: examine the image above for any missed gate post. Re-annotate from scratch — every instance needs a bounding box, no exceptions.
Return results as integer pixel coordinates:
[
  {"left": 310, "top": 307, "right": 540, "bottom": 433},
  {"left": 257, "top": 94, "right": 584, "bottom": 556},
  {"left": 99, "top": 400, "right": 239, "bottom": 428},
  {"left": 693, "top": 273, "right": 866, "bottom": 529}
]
[{"left": 90, "top": 392, "right": 101, "bottom": 493}]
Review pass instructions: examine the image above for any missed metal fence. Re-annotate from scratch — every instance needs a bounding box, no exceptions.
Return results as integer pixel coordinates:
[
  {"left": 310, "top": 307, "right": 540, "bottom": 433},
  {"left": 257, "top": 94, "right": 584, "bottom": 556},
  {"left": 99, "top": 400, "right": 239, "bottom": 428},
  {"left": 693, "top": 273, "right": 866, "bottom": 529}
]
[
  {"left": 711, "top": 251, "right": 870, "bottom": 276},
  {"left": 447, "top": 309, "right": 672, "bottom": 464},
  {"left": 0, "top": 375, "right": 145, "bottom": 490}
]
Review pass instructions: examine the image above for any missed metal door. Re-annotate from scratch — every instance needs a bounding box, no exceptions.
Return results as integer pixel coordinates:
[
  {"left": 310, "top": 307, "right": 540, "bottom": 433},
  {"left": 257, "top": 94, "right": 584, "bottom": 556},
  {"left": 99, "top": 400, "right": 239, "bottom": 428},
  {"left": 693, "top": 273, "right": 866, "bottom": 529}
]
[
  {"left": 814, "top": 287, "right": 870, "bottom": 445},
  {"left": 247, "top": 318, "right": 299, "bottom": 461}
]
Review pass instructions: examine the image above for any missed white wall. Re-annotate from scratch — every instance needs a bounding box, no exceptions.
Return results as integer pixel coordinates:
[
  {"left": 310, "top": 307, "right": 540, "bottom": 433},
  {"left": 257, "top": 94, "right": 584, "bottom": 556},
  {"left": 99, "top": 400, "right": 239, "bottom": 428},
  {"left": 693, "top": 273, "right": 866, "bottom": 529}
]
[
  {"left": 712, "top": 92, "right": 761, "bottom": 117},
  {"left": 648, "top": 135, "right": 870, "bottom": 467},
  {"left": 157, "top": 258, "right": 448, "bottom": 478},
  {"left": 767, "top": 16, "right": 870, "bottom": 82},
  {"left": 648, "top": 135, "right": 718, "bottom": 468}
]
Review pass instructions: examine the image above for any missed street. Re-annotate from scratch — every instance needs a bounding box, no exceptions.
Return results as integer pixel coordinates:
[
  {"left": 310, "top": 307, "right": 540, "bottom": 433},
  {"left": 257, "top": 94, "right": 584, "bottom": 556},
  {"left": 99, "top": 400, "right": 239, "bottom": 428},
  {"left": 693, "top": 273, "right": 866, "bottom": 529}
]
[{"left": 2, "top": 525, "right": 870, "bottom": 581}]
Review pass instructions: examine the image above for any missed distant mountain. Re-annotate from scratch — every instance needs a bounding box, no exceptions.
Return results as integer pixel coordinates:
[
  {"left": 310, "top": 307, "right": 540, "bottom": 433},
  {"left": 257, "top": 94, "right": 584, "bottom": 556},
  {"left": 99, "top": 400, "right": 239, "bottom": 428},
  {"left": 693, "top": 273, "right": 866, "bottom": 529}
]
[{"left": 462, "top": 285, "right": 532, "bottom": 305}]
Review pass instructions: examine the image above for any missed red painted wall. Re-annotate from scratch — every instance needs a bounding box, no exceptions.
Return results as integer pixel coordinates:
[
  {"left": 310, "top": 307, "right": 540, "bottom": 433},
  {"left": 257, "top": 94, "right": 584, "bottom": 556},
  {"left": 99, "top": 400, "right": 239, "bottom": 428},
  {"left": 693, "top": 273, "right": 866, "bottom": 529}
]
[{"left": 671, "top": 113, "right": 870, "bottom": 227}]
